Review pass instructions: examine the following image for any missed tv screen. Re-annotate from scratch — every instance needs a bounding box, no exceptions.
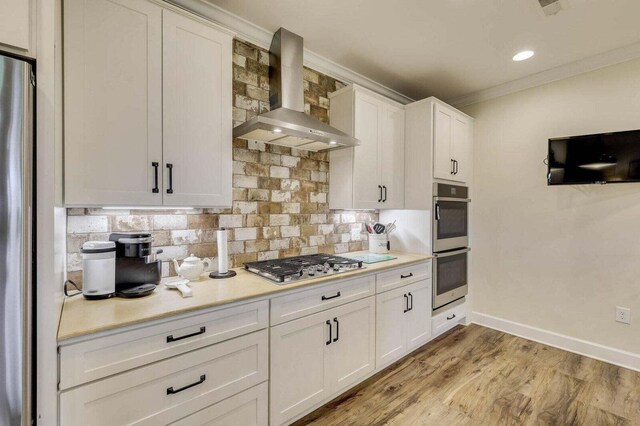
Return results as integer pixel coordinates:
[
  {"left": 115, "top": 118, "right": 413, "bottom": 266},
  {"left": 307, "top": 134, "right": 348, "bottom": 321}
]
[{"left": 548, "top": 129, "right": 640, "bottom": 185}]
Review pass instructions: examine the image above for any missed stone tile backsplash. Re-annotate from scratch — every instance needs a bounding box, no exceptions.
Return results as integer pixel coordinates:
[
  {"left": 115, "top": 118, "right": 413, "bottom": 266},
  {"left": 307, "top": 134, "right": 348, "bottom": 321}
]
[{"left": 66, "top": 39, "right": 378, "bottom": 283}]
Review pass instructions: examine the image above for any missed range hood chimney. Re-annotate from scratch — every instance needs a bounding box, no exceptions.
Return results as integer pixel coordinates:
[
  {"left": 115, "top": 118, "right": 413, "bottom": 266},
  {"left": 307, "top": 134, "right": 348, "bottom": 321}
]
[{"left": 233, "top": 28, "right": 359, "bottom": 151}]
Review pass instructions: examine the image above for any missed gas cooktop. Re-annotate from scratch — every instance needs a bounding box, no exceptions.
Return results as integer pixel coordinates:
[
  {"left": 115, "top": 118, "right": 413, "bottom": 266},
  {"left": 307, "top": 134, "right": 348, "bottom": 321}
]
[{"left": 244, "top": 254, "right": 364, "bottom": 284}]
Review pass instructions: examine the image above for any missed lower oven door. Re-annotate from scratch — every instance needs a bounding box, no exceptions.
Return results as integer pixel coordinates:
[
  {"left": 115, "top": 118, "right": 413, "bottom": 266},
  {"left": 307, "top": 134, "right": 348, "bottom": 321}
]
[{"left": 433, "top": 248, "right": 469, "bottom": 309}]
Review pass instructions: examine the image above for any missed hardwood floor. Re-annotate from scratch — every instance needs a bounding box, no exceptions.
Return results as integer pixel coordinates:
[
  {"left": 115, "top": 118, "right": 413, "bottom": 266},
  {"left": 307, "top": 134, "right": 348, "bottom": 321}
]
[{"left": 294, "top": 324, "right": 640, "bottom": 426}]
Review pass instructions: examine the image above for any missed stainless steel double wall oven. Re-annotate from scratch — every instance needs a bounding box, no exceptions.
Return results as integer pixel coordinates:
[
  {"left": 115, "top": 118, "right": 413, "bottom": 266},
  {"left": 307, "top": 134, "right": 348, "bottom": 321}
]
[{"left": 432, "top": 183, "right": 470, "bottom": 311}]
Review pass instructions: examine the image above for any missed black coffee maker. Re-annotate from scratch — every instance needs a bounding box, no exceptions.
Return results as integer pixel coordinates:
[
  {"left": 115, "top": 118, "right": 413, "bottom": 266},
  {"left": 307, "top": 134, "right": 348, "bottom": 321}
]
[{"left": 109, "top": 232, "right": 163, "bottom": 297}]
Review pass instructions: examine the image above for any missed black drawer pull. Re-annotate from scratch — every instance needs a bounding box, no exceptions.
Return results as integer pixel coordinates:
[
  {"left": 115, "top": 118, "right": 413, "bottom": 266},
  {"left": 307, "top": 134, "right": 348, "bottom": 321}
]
[
  {"left": 152, "top": 162, "right": 159, "bottom": 193},
  {"left": 408, "top": 292, "right": 413, "bottom": 311},
  {"left": 167, "top": 326, "right": 206, "bottom": 343},
  {"left": 167, "top": 375, "right": 206, "bottom": 395},
  {"left": 333, "top": 317, "right": 339, "bottom": 342},
  {"left": 378, "top": 185, "right": 382, "bottom": 202},
  {"left": 447, "top": 314, "right": 456, "bottom": 320},
  {"left": 401, "top": 273, "right": 413, "bottom": 279},
  {"left": 166, "top": 163, "right": 174, "bottom": 194},
  {"left": 326, "top": 320, "right": 332, "bottom": 345},
  {"left": 403, "top": 294, "right": 409, "bottom": 313},
  {"left": 321, "top": 291, "right": 341, "bottom": 301}
]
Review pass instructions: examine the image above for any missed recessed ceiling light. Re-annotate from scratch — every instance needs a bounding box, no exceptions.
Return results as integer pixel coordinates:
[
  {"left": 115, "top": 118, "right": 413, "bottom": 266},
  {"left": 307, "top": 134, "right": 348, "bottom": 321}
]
[
  {"left": 513, "top": 50, "right": 535, "bottom": 62},
  {"left": 329, "top": 140, "right": 337, "bottom": 145},
  {"left": 273, "top": 128, "right": 282, "bottom": 133}
]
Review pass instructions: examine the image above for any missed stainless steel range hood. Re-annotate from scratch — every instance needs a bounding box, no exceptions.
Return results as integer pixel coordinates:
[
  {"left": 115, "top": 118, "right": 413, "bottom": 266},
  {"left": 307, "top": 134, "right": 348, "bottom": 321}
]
[{"left": 233, "top": 28, "right": 359, "bottom": 151}]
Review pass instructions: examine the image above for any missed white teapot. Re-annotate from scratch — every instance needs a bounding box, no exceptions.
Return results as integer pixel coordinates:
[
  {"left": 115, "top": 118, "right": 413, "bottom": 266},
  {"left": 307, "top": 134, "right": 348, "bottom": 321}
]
[{"left": 172, "top": 254, "right": 212, "bottom": 281}]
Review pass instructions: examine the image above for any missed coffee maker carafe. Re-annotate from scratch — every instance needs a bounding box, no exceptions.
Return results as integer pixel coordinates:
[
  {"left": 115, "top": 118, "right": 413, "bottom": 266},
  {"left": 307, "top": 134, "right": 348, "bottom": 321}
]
[{"left": 109, "top": 232, "right": 163, "bottom": 297}]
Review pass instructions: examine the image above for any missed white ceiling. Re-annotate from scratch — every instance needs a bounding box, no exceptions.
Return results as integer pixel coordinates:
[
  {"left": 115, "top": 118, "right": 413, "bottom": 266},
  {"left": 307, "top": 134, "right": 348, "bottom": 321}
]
[{"left": 204, "top": 0, "right": 640, "bottom": 102}]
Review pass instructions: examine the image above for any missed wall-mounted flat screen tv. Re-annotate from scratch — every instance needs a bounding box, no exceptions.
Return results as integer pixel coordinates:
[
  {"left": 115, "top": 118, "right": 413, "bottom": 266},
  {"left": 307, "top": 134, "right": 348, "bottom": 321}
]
[{"left": 548, "top": 129, "right": 640, "bottom": 185}]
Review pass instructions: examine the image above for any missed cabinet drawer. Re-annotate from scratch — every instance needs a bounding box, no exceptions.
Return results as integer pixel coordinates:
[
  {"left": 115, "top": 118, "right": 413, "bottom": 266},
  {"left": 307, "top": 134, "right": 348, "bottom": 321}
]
[
  {"left": 60, "top": 330, "right": 268, "bottom": 426},
  {"left": 60, "top": 300, "right": 268, "bottom": 389},
  {"left": 270, "top": 275, "right": 375, "bottom": 325},
  {"left": 432, "top": 301, "right": 466, "bottom": 336},
  {"left": 170, "top": 382, "right": 268, "bottom": 426},
  {"left": 376, "top": 261, "right": 431, "bottom": 293}
]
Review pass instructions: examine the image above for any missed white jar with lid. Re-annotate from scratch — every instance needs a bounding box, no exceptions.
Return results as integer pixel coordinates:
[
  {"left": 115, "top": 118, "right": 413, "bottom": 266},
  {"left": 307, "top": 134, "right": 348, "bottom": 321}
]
[{"left": 81, "top": 241, "right": 116, "bottom": 299}]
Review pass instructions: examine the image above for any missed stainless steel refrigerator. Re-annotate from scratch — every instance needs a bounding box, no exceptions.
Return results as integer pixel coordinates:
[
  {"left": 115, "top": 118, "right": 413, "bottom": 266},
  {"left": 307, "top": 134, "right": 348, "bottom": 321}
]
[{"left": 0, "top": 53, "right": 34, "bottom": 426}]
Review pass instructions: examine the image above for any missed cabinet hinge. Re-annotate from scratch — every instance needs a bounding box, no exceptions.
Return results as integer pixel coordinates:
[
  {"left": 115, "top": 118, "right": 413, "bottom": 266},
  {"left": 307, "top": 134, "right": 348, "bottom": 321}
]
[{"left": 30, "top": 70, "right": 36, "bottom": 87}]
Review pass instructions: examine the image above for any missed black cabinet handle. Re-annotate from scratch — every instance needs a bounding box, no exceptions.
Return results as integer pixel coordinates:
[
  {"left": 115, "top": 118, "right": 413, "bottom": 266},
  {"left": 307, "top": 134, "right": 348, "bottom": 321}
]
[
  {"left": 167, "top": 326, "right": 206, "bottom": 343},
  {"left": 321, "top": 291, "right": 341, "bottom": 301},
  {"left": 152, "top": 162, "right": 159, "bottom": 193},
  {"left": 326, "top": 320, "right": 332, "bottom": 345},
  {"left": 167, "top": 375, "right": 206, "bottom": 395},
  {"left": 383, "top": 185, "right": 387, "bottom": 202},
  {"left": 408, "top": 292, "right": 413, "bottom": 311},
  {"left": 454, "top": 160, "right": 459, "bottom": 175},
  {"left": 401, "top": 273, "right": 413, "bottom": 279},
  {"left": 333, "top": 317, "right": 339, "bottom": 342},
  {"left": 451, "top": 159, "right": 454, "bottom": 174},
  {"left": 403, "top": 294, "right": 409, "bottom": 313},
  {"left": 378, "top": 185, "right": 382, "bottom": 202},
  {"left": 166, "top": 163, "right": 174, "bottom": 194},
  {"left": 447, "top": 314, "right": 456, "bottom": 320}
]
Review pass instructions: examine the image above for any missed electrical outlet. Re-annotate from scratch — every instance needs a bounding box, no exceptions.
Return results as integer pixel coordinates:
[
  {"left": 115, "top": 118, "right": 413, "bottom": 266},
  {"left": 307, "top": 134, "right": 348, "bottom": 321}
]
[{"left": 615, "top": 306, "right": 631, "bottom": 324}]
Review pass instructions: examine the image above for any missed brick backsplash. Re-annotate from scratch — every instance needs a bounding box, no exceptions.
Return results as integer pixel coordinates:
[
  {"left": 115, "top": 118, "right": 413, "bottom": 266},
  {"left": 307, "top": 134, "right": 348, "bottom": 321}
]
[{"left": 66, "top": 39, "right": 378, "bottom": 284}]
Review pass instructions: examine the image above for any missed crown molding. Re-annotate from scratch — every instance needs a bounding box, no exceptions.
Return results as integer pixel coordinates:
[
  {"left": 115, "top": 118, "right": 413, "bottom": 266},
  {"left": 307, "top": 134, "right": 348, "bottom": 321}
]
[
  {"left": 169, "top": 0, "right": 414, "bottom": 105},
  {"left": 447, "top": 41, "right": 640, "bottom": 109}
]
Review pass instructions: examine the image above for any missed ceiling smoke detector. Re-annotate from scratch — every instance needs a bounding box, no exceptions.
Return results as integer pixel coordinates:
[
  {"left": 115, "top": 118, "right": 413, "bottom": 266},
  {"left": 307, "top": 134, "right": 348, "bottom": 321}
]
[{"left": 538, "top": 0, "right": 568, "bottom": 16}]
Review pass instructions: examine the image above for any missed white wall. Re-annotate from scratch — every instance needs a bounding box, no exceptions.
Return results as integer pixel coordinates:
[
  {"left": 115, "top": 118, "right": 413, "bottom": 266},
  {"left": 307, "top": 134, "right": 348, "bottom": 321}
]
[{"left": 463, "top": 58, "right": 640, "bottom": 356}]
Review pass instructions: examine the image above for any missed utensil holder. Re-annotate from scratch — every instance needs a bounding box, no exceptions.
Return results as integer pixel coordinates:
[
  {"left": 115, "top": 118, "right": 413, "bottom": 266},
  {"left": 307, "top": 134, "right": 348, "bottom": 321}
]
[{"left": 369, "top": 234, "right": 390, "bottom": 254}]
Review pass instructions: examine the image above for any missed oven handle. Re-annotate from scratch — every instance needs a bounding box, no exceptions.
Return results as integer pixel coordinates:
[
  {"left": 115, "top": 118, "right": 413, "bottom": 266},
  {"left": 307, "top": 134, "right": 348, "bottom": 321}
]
[
  {"left": 433, "top": 197, "right": 471, "bottom": 202},
  {"left": 433, "top": 248, "right": 471, "bottom": 258},
  {"left": 435, "top": 203, "right": 440, "bottom": 221}
]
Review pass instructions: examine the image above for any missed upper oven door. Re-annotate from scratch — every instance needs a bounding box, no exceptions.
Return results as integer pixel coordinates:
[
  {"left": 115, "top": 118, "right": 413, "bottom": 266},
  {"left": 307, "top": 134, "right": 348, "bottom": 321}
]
[{"left": 433, "top": 197, "right": 469, "bottom": 252}]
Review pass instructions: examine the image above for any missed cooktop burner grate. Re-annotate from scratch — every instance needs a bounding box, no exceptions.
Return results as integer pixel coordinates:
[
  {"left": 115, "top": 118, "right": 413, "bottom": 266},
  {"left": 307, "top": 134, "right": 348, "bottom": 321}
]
[{"left": 244, "top": 254, "right": 364, "bottom": 284}]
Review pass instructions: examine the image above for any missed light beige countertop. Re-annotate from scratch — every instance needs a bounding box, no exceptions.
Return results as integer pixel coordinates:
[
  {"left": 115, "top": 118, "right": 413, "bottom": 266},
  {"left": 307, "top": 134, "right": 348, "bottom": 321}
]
[{"left": 57, "top": 251, "right": 431, "bottom": 342}]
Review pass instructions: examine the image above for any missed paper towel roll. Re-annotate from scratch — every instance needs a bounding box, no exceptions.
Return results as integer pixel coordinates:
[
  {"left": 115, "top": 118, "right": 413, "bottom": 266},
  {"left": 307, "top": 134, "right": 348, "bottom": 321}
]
[{"left": 217, "top": 228, "right": 229, "bottom": 274}]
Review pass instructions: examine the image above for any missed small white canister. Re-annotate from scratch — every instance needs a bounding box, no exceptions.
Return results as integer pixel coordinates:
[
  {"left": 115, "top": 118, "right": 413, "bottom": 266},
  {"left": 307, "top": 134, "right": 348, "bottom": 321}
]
[
  {"left": 81, "top": 241, "right": 116, "bottom": 299},
  {"left": 369, "top": 234, "right": 390, "bottom": 254}
]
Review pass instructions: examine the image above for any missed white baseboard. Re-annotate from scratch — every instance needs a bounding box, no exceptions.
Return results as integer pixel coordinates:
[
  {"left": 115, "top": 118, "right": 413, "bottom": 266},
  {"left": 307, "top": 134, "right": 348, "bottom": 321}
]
[{"left": 471, "top": 312, "right": 640, "bottom": 372}]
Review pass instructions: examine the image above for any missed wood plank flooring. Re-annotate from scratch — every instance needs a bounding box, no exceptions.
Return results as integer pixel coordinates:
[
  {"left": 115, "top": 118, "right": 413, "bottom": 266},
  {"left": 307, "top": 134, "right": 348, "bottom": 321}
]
[{"left": 294, "top": 324, "right": 640, "bottom": 426}]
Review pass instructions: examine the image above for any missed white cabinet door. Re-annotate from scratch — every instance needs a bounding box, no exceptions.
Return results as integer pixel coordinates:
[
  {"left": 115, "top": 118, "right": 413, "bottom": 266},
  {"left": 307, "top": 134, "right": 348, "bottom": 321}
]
[
  {"left": 433, "top": 103, "right": 454, "bottom": 181},
  {"left": 380, "top": 103, "right": 405, "bottom": 209},
  {"left": 64, "top": 0, "right": 163, "bottom": 206},
  {"left": 406, "top": 279, "right": 432, "bottom": 351},
  {"left": 353, "top": 91, "right": 383, "bottom": 209},
  {"left": 326, "top": 297, "right": 376, "bottom": 394},
  {"left": 0, "top": 0, "right": 31, "bottom": 53},
  {"left": 162, "top": 10, "right": 232, "bottom": 207},
  {"left": 452, "top": 114, "right": 472, "bottom": 183},
  {"left": 270, "top": 310, "right": 331, "bottom": 426},
  {"left": 170, "top": 382, "right": 268, "bottom": 426},
  {"left": 375, "top": 286, "right": 408, "bottom": 369}
]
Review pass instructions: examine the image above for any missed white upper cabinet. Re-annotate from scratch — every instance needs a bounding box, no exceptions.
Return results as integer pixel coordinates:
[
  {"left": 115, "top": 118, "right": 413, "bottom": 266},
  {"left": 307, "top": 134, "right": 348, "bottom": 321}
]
[
  {"left": 0, "top": 0, "right": 34, "bottom": 56},
  {"left": 64, "top": 0, "right": 163, "bottom": 206},
  {"left": 433, "top": 103, "right": 472, "bottom": 183},
  {"left": 405, "top": 98, "right": 473, "bottom": 209},
  {"left": 64, "top": 0, "right": 233, "bottom": 207},
  {"left": 329, "top": 85, "right": 405, "bottom": 210},
  {"left": 162, "top": 9, "right": 232, "bottom": 207}
]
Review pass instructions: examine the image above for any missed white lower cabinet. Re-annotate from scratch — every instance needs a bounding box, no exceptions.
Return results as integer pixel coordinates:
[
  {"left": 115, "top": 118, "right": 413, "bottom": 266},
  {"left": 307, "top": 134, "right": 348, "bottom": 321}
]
[
  {"left": 432, "top": 300, "right": 467, "bottom": 337},
  {"left": 376, "top": 279, "right": 432, "bottom": 369},
  {"left": 270, "top": 297, "right": 376, "bottom": 426},
  {"left": 60, "top": 330, "right": 268, "bottom": 426},
  {"left": 170, "top": 382, "right": 268, "bottom": 426}
]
